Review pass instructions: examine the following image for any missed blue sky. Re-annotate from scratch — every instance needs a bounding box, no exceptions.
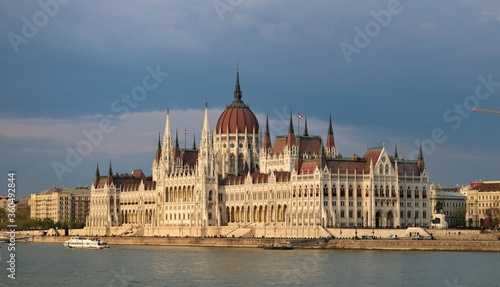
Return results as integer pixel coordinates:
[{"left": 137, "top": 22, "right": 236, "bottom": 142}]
[{"left": 1, "top": 0, "right": 500, "bottom": 198}]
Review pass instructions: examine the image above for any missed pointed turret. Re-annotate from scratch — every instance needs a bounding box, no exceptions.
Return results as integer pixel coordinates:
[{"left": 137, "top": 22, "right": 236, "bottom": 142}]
[
  {"left": 199, "top": 102, "right": 214, "bottom": 176},
  {"left": 262, "top": 114, "right": 272, "bottom": 151},
  {"left": 93, "top": 163, "right": 100, "bottom": 188},
  {"left": 162, "top": 109, "right": 172, "bottom": 159},
  {"left": 303, "top": 117, "right": 309, "bottom": 136},
  {"left": 394, "top": 145, "right": 399, "bottom": 160},
  {"left": 201, "top": 102, "right": 212, "bottom": 152},
  {"left": 417, "top": 143, "right": 425, "bottom": 172},
  {"left": 286, "top": 112, "right": 296, "bottom": 148},
  {"left": 192, "top": 134, "right": 197, "bottom": 150},
  {"left": 155, "top": 132, "right": 161, "bottom": 163},
  {"left": 106, "top": 161, "right": 113, "bottom": 185},
  {"left": 326, "top": 113, "right": 336, "bottom": 158},
  {"left": 173, "top": 129, "right": 181, "bottom": 159}
]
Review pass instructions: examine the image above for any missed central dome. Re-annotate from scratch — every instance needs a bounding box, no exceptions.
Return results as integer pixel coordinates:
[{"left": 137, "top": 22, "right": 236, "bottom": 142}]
[{"left": 215, "top": 70, "right": 259, "bottom": 134}]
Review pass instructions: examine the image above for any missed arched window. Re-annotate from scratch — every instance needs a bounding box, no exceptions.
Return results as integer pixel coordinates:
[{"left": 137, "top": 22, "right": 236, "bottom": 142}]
[
  {"left": 238, "top": 153, "right": 244, "bottom": 174},
  {"left": 348, "top": 185, "right": 353, "bottom": 197},
  {"left": 340, "top": 185, "right": 345, "bottom": 197},
  {"left": 332, "top": 185, "right": 337, "bottom": 196},
  {"left": 230, "top": 154, "right": 236, "bottom": 174},
  {"left": 357, "top": 185, "right": 362, "bottom": 197}
]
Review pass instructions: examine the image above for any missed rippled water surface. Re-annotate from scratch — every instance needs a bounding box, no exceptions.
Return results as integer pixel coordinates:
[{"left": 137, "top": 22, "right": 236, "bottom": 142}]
[{"left": 1, "top": 242, "right": 499, "bottom": 286}]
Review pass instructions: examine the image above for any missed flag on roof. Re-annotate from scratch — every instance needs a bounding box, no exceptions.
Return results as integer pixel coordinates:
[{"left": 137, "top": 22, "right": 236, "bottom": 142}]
[
  {"left": 298, "top": 113, "right": 304, "bottom": 120},
  {"left": 185, "top": 129, "right": 190, "bottom": 134}
]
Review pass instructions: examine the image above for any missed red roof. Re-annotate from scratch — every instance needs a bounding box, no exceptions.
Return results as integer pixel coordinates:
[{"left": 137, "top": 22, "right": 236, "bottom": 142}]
[
  {"left": 215, "top": 105, "right": 259, "bottom": 134},
  {"left": 224, "top": 171, "right": 291, "bottom": 185},
  {"left": 180, "top": 150, "right": 199, "bottom": 167},
  {"left": 95, "top": 173, "right": 156, "bottom": 191}
]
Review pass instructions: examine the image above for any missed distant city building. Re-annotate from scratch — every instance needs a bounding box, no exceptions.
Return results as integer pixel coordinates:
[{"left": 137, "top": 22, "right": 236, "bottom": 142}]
[
  {"left": 0, "top": 196, "right": 10, "bottom": 211},
  {"left": 29, "top": 188, "right": 91, "bottom": 223},
  {"left": 15, "top": 197, "right": 30, "bottom": 217},
  {"left": 430, "top": 184, "right": 466, "bottom": 228},
  {"left": 461, "top": 181, "right": 500, "bottom": 228},
  {"left": 85, "top": 69, "right": 432, "bottom": 237}
]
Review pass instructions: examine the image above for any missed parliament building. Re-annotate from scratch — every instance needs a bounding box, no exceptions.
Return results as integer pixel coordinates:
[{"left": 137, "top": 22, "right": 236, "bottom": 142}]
[{"left": 85, "top": 70, "right": 432, "bottom": 238}]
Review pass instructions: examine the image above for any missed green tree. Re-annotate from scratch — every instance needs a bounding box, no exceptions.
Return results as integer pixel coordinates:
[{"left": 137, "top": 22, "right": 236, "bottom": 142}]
[
  {"left": 452, "top": 207, "right": 466, "bottom": 227},
  {"left": 0, "top": 207, "right": 6, "bottom": 223},
  {"left": 40, "top": 218, "right": 55, "bottom": 229}
]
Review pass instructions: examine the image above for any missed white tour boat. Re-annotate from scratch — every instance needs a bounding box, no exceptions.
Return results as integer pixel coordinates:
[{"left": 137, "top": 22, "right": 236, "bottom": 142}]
[{"left": 63, "top": 236, "right": 110, "bottom": 249}]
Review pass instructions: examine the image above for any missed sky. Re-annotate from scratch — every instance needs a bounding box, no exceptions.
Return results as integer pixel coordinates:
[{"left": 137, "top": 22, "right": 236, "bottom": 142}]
[{"left": 1, "top": 0, "right": 500, "bottom": 198}]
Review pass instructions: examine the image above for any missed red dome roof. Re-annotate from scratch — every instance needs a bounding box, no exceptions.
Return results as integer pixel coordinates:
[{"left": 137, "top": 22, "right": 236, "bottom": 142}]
[
  {"left": 216, "top": 104, "right": 259, "bottom": 134},
  {"left": 215, "top": 70, "right": 259, "bottom": 134}
]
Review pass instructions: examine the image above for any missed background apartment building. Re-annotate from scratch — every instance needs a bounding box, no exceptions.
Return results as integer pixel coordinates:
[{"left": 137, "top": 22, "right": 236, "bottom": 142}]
[
  {"left": 461, "top": 181, "right": 500, "bottom": 228},
  {"left": 29, "top": 188, "right": 91, "bottom": 224}
]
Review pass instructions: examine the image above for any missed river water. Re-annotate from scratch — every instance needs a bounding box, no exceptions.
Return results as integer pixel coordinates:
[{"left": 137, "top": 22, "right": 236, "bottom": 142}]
[{"left": 1, "top": 242, "right": 498, "bottom": 286}]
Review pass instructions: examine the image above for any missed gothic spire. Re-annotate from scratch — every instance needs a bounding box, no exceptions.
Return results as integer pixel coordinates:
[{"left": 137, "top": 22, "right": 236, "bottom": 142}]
[
  {"left": 326, "top": 113, "right": 336, "bottom": 157},
  {"left": 155, "top": 132, "right": 162, "bottom": 163},
  {"left": 192, "top": 134, "right": 197, "bottom": 150},
  {"left": 417, "top": 143, "right": 425, "bottom": 172},
  {"left": 233, "top": 64, "right": 242, "bottom": 102},
  {"left": 418, "top": 143, "right": 424, "bottom": 160},
  {"left": 303, "top": 117, "right": 309, "bottom": 136},
  {"left": 263, "top": 113, "right": 272, "bottom": 151},
  {"left": 175, "top": 129, "right": 179, "bottom": 148},
  {"left": 173, "top": 129, "right": 181, "bottom": 159},
  {"left": 93, "top": 163, "right": 100, "bottom": 188},
  {"left": 106, "top": 161, "right": 113, "bottom": 185},
  {"left": 394, "top": 145, "right": 399, "bottom": 159},
  {"left": 108, "top": 161, "right": 113, "bottom": 176},
  {"left": 157, "top": 132, "right": 161, "bottom": 149},
  {"left": 286, "top": 111, "right": 296, "bottom": 147}
]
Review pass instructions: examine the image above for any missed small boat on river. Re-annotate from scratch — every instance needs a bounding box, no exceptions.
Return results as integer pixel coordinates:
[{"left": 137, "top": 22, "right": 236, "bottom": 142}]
[
  {"left": 63, "top": 236, "right": 110, "bottom": 249},
  {"left": 263, "top": 242, "right": 294, "bottom": 250}
]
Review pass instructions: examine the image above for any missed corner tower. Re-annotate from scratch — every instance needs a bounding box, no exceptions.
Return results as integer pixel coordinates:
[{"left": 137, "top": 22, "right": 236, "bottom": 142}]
[{"left": 214, "top": 67, "right": 260, "bottom": 177}]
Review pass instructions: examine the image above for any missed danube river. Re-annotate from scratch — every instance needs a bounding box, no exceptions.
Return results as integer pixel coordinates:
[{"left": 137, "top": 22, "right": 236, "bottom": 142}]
[{"left": 1, "top": 242, "right": 499, "bottom": 286}]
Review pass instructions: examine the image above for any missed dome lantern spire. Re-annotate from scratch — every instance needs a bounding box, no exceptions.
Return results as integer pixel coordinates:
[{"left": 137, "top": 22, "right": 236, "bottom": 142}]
[{"left": 233, "top": 63, "right": 242, "bottom": 102}]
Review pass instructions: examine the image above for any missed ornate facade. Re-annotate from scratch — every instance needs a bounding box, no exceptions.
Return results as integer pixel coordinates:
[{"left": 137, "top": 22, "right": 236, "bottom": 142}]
[{"left": 85, "top": 70, "right": 432, "bottom": 237}]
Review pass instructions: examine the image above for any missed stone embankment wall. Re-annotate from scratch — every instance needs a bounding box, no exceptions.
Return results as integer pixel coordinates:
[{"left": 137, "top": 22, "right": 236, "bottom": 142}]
[{"left": 31, "top": 235, "right": 500, "bottom": 251}]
